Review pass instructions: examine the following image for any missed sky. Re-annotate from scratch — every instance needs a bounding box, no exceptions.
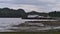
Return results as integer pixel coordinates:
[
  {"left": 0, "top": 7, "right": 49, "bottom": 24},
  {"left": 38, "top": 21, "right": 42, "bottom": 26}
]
[{"left": 0, "top": 0, "right": 60, "bottom": 12}]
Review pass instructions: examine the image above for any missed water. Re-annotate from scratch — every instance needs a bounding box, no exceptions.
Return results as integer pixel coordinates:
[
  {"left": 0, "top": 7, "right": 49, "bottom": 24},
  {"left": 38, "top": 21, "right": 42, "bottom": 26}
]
[
  {"left": 0, "top": 18, "right": 23, "bottom": 32},
  {"left": 0, "top": 18, "right": 59, "bottom": 32}
]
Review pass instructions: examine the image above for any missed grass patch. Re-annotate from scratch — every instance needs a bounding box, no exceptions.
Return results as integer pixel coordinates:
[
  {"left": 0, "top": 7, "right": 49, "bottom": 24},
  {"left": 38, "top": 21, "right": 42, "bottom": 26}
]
[
  {"left": 0, "top": 31, "right": 60, "bottom": 34},
  {"left": 0, "top": 29, "right": 59, "bottom": 34}
]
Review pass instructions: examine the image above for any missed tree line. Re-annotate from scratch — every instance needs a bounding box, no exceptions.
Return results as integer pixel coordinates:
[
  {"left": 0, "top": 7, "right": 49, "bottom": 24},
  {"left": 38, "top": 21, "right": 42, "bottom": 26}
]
[
  {"left": 0, "top": 8, "right": 59, "bottom": 18},
  {"left": 0, "top": 8, "right": 27, "bottom": 18}
]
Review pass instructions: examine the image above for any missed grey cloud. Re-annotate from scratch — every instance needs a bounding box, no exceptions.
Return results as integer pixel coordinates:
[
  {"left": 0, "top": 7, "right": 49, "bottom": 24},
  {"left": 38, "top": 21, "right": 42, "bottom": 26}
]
[
  {"left": 0, "top": 0, "right": 47, "bottom": 6},
  {"left": 0, "top": 0, "right": 60, "bottom": 12}
]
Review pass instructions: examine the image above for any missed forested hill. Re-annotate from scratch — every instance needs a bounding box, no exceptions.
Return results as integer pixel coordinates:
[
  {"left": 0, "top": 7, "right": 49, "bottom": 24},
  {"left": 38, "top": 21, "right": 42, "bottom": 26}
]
[
  {"left": 0, "top": 8, "right": 60, "bottom": 18},
  {"left": 0, "top": 8, "right": 27, "bottom": 18}
]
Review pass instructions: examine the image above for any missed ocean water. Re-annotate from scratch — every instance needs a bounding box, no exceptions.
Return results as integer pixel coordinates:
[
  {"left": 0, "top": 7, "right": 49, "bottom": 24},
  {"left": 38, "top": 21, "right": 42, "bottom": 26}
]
[
  {"left": 0, "top": 18, "right": 23, "bottom": 32},
  {"left": 0, "top": 18, "right": 59, "bottom": 32}
]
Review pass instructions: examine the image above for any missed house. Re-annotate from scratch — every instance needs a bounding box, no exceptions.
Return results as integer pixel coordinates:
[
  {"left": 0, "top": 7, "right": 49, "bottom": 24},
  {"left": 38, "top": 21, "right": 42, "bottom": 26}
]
[
  {"left": 22, "top": 15, "right": 58, "bottom": 22},
  {"left": 28, "top": 15, "right": 44, "bottom": 18}
]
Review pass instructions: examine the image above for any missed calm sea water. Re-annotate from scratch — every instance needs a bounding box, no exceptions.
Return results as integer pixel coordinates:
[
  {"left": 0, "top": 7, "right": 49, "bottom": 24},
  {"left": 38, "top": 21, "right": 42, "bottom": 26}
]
[
  {"left": 0, "top": 18, "right": 59, "bottom": 32},
  {"left": 0, "top": 18, "right": 23, "bottom": 32}
]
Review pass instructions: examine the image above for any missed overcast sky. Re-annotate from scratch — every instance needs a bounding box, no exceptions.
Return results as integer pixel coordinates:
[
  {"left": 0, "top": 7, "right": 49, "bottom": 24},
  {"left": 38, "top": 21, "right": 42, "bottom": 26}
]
[{"left": 0, "top": 0, "right": 60, "bottom": 12}]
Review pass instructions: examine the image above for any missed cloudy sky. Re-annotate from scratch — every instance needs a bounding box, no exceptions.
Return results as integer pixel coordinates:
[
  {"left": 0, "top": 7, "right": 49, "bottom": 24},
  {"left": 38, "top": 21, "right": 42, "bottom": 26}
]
[{"left": 0, "top": 0, "right": 60, "bottom": 12}]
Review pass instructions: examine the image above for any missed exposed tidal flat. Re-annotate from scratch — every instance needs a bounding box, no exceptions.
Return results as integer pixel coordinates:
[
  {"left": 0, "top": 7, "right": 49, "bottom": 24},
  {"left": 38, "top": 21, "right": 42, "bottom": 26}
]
[
  {"left": 0, "top": 18, "right": 60, "bottom": 33},
  {"left": 8, "top": 20, "right": 60, "bottom": 32}
]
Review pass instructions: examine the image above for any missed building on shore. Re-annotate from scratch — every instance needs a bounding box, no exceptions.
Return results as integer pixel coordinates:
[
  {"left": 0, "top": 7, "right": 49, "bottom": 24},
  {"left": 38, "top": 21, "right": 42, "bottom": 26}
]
[{"left": 22, "top": 15, "right": 58, "bottom": 22}]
